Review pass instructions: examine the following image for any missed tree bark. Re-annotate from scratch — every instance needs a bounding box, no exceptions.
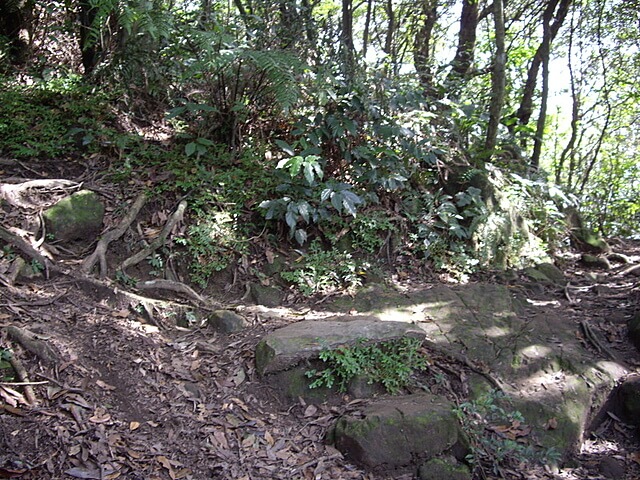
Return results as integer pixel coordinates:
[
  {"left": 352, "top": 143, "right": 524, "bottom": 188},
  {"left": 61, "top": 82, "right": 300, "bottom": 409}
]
[
  {"left": 0, "top": 0, "right": 34, "bottom": 65},
  {"left": 341, "top": 0, "right": 355, "bottom": 79},
  {"left": 516, "top": 0, "right": 573, "bottom": 128},
  {"left": 78, "top": 0, "right": 100, "bottom": 74},
  {"left": 485, "top": 0, "right": 506, "bottom": 153},
  {"left": 413, "top": 0, "right": 438, "bottom": 95},
  {"left": 445, "top": 0, "right": 479, "bottom": 88}
]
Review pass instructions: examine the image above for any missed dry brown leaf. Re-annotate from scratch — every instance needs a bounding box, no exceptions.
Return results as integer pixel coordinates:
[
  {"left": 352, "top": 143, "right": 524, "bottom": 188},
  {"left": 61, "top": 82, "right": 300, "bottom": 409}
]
[
  {"left": 129, "top": 421, "right": 140, "bottom": 431},
  {"left": 264, "top": 430, "right": 274, "bottom": 446},
  {"left": 89, "top": 407, "right": 111, "bottom": 424},
  {"left": 241, "top": 434, "right": 256, "bottom": 448},
  {"left": 112, "top": 309, "right": 130, "bottom": 318},
  {"left": 545, "top": 417, "right": 558, "bottom": 430},
  {"left": 157, "top": 455, "right": 175, "bottom": 479},
  {"left": 303, "top": 405, "right": 318, "bottom": 417},
  {"left": 96, "top": 379, "right": 116, "bottom": 391}
]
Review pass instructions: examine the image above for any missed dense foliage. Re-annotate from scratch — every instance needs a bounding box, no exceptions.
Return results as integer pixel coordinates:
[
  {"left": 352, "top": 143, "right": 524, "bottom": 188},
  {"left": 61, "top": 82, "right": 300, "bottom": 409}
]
[{"left": 0, "top": 0, "right": 638, "bottom": 287}]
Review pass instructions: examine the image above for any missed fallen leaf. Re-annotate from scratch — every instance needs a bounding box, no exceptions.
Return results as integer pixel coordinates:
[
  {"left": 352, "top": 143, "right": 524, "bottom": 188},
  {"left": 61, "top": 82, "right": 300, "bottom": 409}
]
[
  {"left": 96, "top": 380, "right": 116, "bottom": 391},
  {"left": 89, "top": 407, "right": 111, "bottom": 424},
  {"left": 303, "top": 405, "right": 318, "bottom": 417},
  {"left": 129, "top": 421, "right": 140, "bottom": 431},
  {"left": 65, "top": 467, "right": 101, "bottom": 479},
  {"left": 545, "top": 417, "right": 558, "bottom": 430},
  {"left": 113, "top": 309, "right": 130, "bottom": 318}
]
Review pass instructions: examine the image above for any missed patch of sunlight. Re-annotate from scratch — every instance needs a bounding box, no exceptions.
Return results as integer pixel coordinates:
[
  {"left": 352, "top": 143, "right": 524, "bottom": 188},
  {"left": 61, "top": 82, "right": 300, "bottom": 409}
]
[
  {"left": 131, "top": 320, "right": 160, "bottom": 334},
  {"left": 519, "top": 344, "right": 553, "bottom": 359},
  {"left": 483, "top": 325, "right": 511, "bottom": 338},
  {"left": 595, "top": 360, "right": 627, "bottom": 378},
  {"left": 526, "top": 298, "right": 561, "bottom": 307}
]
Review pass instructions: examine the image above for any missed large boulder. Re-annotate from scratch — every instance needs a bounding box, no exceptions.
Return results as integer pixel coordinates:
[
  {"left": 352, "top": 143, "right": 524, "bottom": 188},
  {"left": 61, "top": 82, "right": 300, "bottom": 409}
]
[{"left": 43, "top": 190, "right": 104, "bottom": 242}]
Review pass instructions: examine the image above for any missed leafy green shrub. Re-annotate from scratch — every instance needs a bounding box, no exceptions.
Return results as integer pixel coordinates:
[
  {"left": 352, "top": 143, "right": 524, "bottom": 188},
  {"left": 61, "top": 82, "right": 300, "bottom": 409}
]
[
  {"left": 305, "top": 337, "right": 428, "bottom": 394},
  {"left": 401, "top": 186, "right": 486, "bottom": 281},
  {"left": 259, "top": 154, "right": 363, "bottom": 245},
  {"left": 454, "top": 390, "right": 561, "bottom": 476},
  {"left": 181, "top": 210, "right": 248, "bottom": 287},
  {"left": 280, "top": 241, "right": 368, "bottom": 296}
]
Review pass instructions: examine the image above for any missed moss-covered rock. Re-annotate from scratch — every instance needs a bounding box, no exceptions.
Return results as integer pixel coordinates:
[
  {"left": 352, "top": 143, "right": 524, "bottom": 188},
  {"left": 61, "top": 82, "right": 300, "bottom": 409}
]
[
  {"left": 249, "top": 282, "right": 284, "bottom": 307},
  {"left": 207, "top": 310, "right": 248, "bottom": 333},
  {"left": 43, "top": 190, "right": 104, "bottom": 242},
  {"left": 332, "top": 393, "right": 464, "bottom": 469},
  {"left": 565, "top": 207, "right": 611, "bottom": 254},
  {"left": 255, "top": 317, "right": 424, "bottom": 375},
  {"left": 418, "top": 456, "right": 471, "bottom": 480}
]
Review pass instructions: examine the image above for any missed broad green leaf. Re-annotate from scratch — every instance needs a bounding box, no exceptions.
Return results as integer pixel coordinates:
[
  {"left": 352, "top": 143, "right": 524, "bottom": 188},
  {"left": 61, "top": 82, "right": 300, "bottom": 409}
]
[
  {"left": 294, "top": 228, "right": 308, "bottom": 245},
  {"left": 275, "top": 139, "right": 295, "bottom": 156},
  {"left": 285, "top": 210, "right": 297, "bottom": 230},
  {"left": 185, "top": 142, "right": 196, "bottom": 157}
]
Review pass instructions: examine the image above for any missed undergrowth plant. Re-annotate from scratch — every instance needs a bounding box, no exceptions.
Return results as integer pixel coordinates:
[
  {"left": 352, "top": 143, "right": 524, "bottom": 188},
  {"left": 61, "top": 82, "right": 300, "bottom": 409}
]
[
  {"left": 453, "top": 390, "right": 561, "bottom": 477},
  {"left": 280, "top": 241, "right": 369, "bottom": 296},
  {"left": 0, "top": 349, "right": 14, "bottom": 382},
  {"left": 305, "top": 337, "right": 428, "bottom": 394}
]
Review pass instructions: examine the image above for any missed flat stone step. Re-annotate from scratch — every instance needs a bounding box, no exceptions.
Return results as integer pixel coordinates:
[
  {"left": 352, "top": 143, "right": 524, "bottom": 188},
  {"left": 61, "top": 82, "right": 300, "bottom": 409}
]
[{"left": 255, "top": 316, "right": 425, "bottom": 375}]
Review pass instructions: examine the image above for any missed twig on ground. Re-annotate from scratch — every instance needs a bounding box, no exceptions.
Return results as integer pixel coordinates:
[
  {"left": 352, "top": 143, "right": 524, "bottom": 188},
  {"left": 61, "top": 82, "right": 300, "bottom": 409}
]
[
  {"left": 119, "top": 200, "right": 187, "bottom": 272},
  {"left": 7, "top": 353, "right": 37, "bottom": 405},
  {"left": 81, "top": 191, "right": 147, "bottom": 277}
]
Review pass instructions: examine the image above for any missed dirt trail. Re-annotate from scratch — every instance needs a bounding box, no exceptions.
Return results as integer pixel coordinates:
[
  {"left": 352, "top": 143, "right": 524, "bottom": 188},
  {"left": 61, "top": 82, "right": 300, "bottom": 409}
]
[{"left": 1, "top": 247, "right": 640, "bottom": 479}]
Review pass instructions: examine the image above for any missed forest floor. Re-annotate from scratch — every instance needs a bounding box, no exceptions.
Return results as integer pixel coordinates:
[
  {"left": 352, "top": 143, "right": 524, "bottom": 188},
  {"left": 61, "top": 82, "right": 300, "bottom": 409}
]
[{"left": 1, "top": 158, "right": 640, "bottom": 480}]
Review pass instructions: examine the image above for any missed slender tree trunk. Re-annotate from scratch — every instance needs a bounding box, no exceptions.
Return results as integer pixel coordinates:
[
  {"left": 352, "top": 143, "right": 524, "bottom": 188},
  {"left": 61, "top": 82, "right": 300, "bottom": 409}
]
[
  {"left": 78, "top": 0, "right": 100, "bottom": 74},
  {"left": 516, "top": 0, "right": 573, "bottom": 127},
  {"left": 384, "top": 0, "right": 394, "bottom": 57},
  {"left": 485, "top": 0, "right": 506, "bottom": 153},
  {"left": 555, "top": 11, "right": 580, "bottom": 184},
  {"left": 341, "top": 0, "right": 355, "bottom": 79},
  {"left": 413, "top": 0, "right": 438, "bottom": 96},
  {"left": 445, "top": 0, "right": 479, "bottom": 88},
  {"left": 362, "top": 0, "right": 373, "bottom": 57}
]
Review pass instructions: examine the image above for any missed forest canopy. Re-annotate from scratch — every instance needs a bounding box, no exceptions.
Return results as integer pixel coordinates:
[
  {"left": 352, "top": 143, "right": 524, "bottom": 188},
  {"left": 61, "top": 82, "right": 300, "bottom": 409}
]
[{"left": 0, "top": 0, "right": 638, "bottom": 284}]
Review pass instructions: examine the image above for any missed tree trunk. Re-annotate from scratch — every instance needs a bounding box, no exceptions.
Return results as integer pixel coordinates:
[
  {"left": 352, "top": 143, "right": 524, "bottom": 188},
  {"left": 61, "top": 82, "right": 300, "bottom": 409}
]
[
  {"left": 362, "top": 0, "right": 373, "bottom": 57},
  {"left": 383, "top": 0, "right": 394, "bottom": 57},
  {"left": 78, "top": 0, "right": 100, "bottom": 74},
  {"left": 485, "top": 0, "right": 506, "bottom": 154},
  {"left": 413, "top": 0, "right": 438, "bottom": 96},
  {"left": 341, "top": 0, "right": 355, "bottom": 79},
  {"left": 0, "top": 0, "right": 34, "bottom": 65},
  {"left": 445, "top": 0, "right": 479, "bottom": 88},
  {"left": 516, "top": 0, "right": 573, "bottom": 127}
]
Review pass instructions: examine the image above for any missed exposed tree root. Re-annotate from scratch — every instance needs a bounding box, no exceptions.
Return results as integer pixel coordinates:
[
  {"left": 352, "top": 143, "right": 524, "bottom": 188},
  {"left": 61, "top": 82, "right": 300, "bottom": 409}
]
[
  {"left": 7, "top": 352, "right": 38, "bottom": 406},
  {"left": 136, "top": 279, "right": 206, "bottom": 305},
  {"left": 0, "top": 226, "right": 53, "bottom": 279},
  {"left": 5, "top": 325, "right": 59, "bottom": 365},
  {"left": 0, "top": 179, "right": 80, "bottom": 209},
  {"left": 119, "top": 200, "right": 187, "bottom": 273},
  {"left": 81, "top": 192, "right": 147, "bottom": 277}
]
